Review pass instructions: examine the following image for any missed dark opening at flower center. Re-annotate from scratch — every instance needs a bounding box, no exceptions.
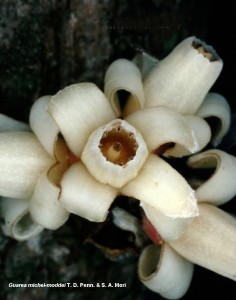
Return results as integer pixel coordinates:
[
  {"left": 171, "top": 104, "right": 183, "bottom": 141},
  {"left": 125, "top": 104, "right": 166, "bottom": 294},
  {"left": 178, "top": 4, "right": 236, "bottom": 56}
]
[{"left": 99, "top": 126, "right": 138, "bottom": 166}]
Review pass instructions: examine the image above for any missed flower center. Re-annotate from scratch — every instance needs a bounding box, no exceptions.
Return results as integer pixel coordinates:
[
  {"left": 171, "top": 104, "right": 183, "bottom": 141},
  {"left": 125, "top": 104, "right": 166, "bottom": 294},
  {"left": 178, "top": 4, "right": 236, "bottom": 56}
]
[
  {"left": 81, "top": 119, "right": 148, "bottom": 188},
  {"left": 99, "top": 126, "right": 137, "bottom": 166}
]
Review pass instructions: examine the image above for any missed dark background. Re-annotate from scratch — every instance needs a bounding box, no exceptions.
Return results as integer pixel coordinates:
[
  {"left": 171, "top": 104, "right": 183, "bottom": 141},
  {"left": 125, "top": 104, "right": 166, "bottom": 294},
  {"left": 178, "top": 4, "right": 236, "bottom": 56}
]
[{"left": 0, "top": 0, "right": 236, "bottom": 299}]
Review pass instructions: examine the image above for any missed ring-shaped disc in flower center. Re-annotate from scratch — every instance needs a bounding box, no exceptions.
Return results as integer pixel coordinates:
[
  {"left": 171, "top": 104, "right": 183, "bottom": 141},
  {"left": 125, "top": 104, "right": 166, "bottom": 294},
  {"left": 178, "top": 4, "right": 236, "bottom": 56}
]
[
  {"left": 99, "top": 125, "right": 138, "bottom": 166},
  {"left": 81, "top": 119, "right": 148, "bottom": 188}
]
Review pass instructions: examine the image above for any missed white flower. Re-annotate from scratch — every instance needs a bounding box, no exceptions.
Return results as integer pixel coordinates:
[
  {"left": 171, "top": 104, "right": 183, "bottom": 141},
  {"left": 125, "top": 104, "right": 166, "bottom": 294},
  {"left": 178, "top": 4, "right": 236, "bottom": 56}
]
[{"left": 0, "top": 36, "right": 235, "bottom": 299}]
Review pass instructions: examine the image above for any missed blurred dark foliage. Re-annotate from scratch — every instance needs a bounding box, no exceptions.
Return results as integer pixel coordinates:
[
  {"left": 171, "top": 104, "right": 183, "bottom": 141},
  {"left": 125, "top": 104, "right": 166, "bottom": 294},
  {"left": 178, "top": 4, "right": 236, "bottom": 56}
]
[{"left": 0, "top": 0, "right": 236, "bottom": 299}]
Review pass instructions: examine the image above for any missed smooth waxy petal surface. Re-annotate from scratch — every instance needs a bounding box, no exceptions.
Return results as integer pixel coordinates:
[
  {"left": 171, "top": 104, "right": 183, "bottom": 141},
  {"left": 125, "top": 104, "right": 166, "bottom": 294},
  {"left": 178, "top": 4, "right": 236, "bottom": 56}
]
[
  {"left": 30, "top": 95, "right": 59, "bottom": 157},
  {"left": 0, "top": 132, "right": 54, "bottom": 199},
  {"left": 122, "top": 154, "right": 198, "bottom": 218},
  {"left": 48, "top": 83, "right": 116, "bottom": 157},
  {"left": 126, "top": 107, "right": 196, "bottom": 155},
  {"left": 59, "top": 162, "right": 118, "bottom": 222},
  {"left": 30, "top": 172, "right": 69, "bottom": 230},
  {"left": 144, "top": 37, "right": 223, "bottom": 114},
  {"left": 142, "top": 203, "right": 193, "bottom": 241},
  {"left": 170, "top": 203, "right": 236, "bottom": 281}
]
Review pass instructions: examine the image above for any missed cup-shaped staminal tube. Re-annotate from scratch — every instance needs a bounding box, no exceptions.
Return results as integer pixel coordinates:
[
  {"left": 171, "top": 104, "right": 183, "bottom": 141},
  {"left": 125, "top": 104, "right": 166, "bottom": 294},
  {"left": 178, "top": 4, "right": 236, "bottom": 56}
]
[
  {"left": 59, "top": 162, "right": 117, "bottom": 222},
  {"left": 104, "top": 59, "right": 145, "bottom": 117},
  {"left": 81, "top": 119, "right": 148, "bottom": 188},
  {"left": 165, "top": 116, "right": 211, "bottom": 157},
  {"left": 138, "top": 243, "right": 194, "bottom": 299},
  {"left": 30, "top": 95, "right": 59, "bottom": 157},
  {"left": 122, "top": 154, "right": 198, "bottom": 219},
  {"left": 170, "top": 203, "right": 236, "bottom": 280},
  {"left": 0, "top": 132, "right": 54, "bottom": 199},
  {"left": 142, "top": 203, "right": 193, "bottom": 241},
  {"left": 126, "top": 107, "right": 196, "bottom": 155},
  {"left": 196, "top": 93, "right": 231, "bottom": 146},
  {"left": 0, "top": 114, "right": 30, "bottom": 132},
  {"left": 48, "top": 83, "right": 116, "bottom": 157},
  {"left": 144, "top": 37, "right": 223, "bottom": 114},
  {"left": 30, "top": 172, "right": 69, "bottom": 230},
  {"left": 0, "top": 197, "right": 43, "bottom": 241},
  {"left": 132, "top": 51, "right": 159, "bottom": 79},
  {"left": 187, "top": 149, "right": 236, "bottom": 205}
]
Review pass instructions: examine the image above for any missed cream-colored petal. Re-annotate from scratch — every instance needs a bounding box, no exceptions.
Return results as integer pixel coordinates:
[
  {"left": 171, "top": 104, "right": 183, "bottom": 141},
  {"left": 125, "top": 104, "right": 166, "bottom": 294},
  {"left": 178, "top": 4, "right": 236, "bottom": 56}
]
[
  {"left": 0, "top": 132, "right": 54, "bottom": 199},
  {"left": 126, "top": 107, "right": 196, "bottom": 155},
  {"left": 170, "top": 203, "right": 236, "bottom": 281},
  {"left": 30, "top": 172, "right": 69, "bottom": 230},
  {"left": 122, "top": 154, "right": 198, "bottom": 218},
  {"left": 132, "top": 51, "right": 159, "bottom": 78},
  {"left": 30, "top": 95, "right": 59, "bottom": 157},
  {"left": 0, "top": 113, "right": 30, "bottom": 132},
  {"left": 165, "top": 116, "right": 211, "bottom": 157},
  {"left": 196, "top": 93, "right": 231, "bottom": 146},
  {"left": 144, "top": 37, "right": 223, "bottom": 114},
  {"left": 48, "top": 83, "right": 116, "bottom": 157},
  {"left": 187, "top": 149, "right": 236, "bottom": 205},
  {"left": 104, "top": 59, "right": 145, "bottom": 117},
  {"left": 59, "top": 162, "right": 118, "bottom": 222},
  {"left": 0, "top": 197, "right": 43, "bottom": 241},
  {"left": 142, "top": 203, "right": 193, "bottom": 241},
  {"left": 138, "top": 243, "right": 194, "bottom": 299}
]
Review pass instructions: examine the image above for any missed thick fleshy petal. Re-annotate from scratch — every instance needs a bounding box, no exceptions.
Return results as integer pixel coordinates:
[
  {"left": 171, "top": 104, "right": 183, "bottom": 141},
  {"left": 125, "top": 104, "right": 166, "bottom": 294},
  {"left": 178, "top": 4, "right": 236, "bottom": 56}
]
[
  {"left": 0, "top": 197, "right": 43, "bottom": 241},
  {"left": 132, "top": 51, "right": 159, "bottom": 78},
  {"left": 0, "top": 114, "right": 30, "bottom": 132},
  {"left": 196, "top": 93, "right": 231, "bottom": 146},
  {"left": 138, "top": 243, "right": 194, "bottom": 299},
  {"left": 104, "top": 59, "right": 145, "bottom": 116},
  {"left": 48, "top": 83, "right": 116, "bottom": 157},
  {"left": 142, "top": 203, "right": 193, "bottom": 241},
  {"left": 165, "top": 116, "right": 211, "bottom": 157},
  {"left": 30, "top": 172, "right": 69, "bottom": 230},
  {"left": 144, "top": 37, "right": 223, "bottom": 114},
  {"left": 30, "top": 95, "right": 59, "bottom": 157},
  {"left": 0, "top": 132, "right": 54, "bottom": 199},
  {"left": 59, "top": 162, "right": 118, "bottom": 222},
  {"left": 126, "top": 107, "right": 196, "bottom": 155},
  {"left": 170, "top": 203, "right": 236, "bottom": 281},
  {"left": 187, "top": 149, "right": 236, "bottom": 205},
  {"left": 122, "top": 154, "right": 198, "bottom": 218}
]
